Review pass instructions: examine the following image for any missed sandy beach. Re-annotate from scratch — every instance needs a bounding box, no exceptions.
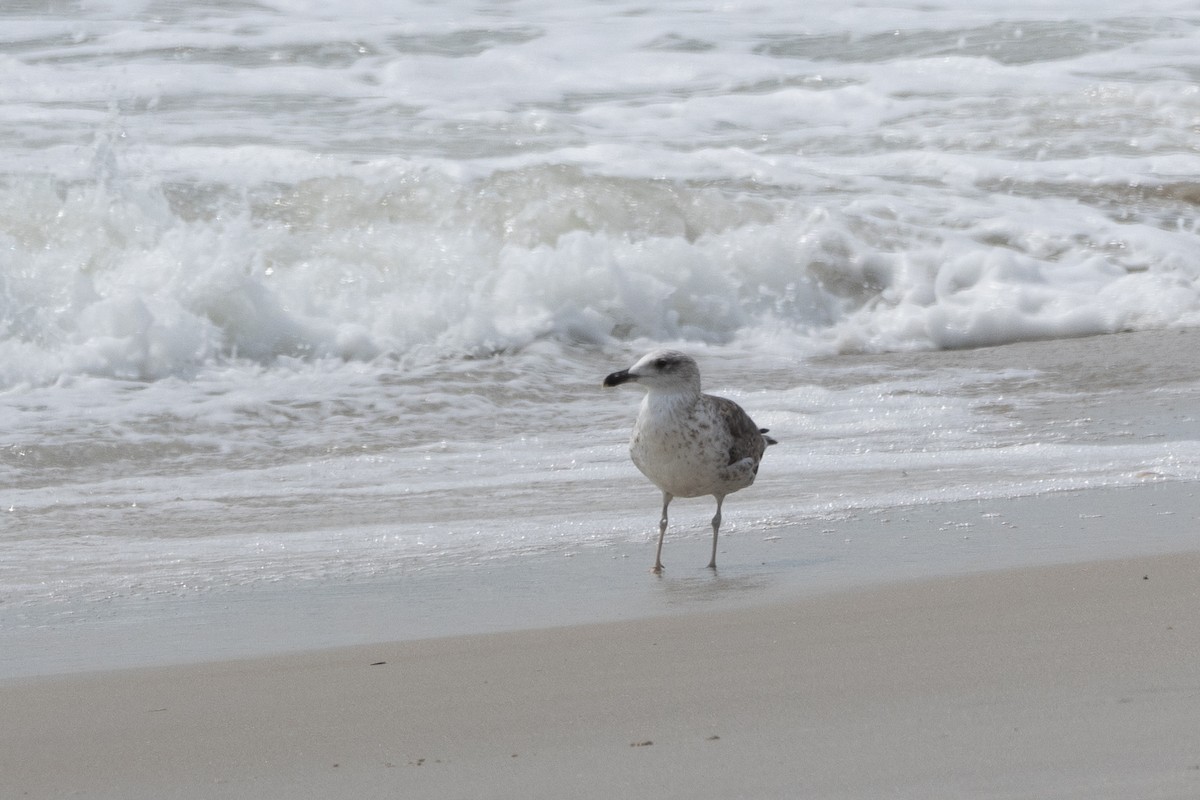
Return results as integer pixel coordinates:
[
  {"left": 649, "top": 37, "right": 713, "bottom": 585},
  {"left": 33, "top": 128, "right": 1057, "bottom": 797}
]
[{"left": 5, "top": 539, "right": 1199, "bottom": 799}]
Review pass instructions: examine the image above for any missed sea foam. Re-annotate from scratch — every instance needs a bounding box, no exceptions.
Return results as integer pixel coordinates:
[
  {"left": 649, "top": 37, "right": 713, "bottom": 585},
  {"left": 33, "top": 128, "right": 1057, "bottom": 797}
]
[{"left": 4, "top": 2, "right": 1200, "bottom": 386}]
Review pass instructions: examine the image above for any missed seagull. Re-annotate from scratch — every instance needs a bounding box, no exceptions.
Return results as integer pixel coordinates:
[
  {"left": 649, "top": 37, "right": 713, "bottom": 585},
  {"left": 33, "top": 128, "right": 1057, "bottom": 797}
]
[{"left": 603, "top": 349, "right": 776, "bottom": 573}]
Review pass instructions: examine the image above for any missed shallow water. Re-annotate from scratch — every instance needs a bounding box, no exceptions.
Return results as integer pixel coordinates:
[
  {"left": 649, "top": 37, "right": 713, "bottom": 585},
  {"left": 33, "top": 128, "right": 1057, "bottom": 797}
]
[{"left": 2, "top": 1, "right": 1200, "bottom": 674}]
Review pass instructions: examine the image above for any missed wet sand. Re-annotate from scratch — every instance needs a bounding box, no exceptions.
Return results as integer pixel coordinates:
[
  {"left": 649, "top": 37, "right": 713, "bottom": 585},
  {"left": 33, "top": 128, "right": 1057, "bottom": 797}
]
[{"left": 4, "top": 544, "right": 1199, "bottom": 799}]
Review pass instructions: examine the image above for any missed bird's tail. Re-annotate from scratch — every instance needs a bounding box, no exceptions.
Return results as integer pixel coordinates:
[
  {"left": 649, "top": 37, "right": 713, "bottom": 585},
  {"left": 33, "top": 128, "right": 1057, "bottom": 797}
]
[{"left": 760, "top": 428, "right": 778, "bottom": 446}]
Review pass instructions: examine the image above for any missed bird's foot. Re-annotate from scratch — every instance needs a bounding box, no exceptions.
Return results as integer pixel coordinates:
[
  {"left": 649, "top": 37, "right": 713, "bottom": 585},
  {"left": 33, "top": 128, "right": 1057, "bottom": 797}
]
[{"left": 651, "top": 563, "right": 665, "bottom": 575}]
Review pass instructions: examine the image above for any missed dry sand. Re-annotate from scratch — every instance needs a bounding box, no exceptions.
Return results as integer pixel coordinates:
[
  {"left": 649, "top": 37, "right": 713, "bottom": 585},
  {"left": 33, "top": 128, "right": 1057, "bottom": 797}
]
[{"left": 4, "top": 548, "right": 1200, "bottom": 799}]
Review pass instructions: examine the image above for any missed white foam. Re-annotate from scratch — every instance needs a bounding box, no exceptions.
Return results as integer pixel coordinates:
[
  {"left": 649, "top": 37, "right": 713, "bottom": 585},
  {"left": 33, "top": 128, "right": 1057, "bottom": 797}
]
[
  {"left": 3, "top": 3, "right": 1200, "bottom": 385},
  {"left": 4, "top": 158, "right": 1198, "bottom": 387}
]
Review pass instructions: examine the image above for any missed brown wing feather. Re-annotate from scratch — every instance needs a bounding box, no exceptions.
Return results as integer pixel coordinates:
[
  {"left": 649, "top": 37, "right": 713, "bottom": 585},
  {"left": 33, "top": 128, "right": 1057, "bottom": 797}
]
[{"left": 708, "top": 395, "right": 767, "bottom": 468}]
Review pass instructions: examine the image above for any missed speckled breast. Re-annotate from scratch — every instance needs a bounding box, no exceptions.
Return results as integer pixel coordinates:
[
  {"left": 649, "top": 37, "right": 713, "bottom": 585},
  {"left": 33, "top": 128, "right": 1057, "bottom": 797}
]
[{"left": 629, "top": 416, "right": 729, "bottom": 498}]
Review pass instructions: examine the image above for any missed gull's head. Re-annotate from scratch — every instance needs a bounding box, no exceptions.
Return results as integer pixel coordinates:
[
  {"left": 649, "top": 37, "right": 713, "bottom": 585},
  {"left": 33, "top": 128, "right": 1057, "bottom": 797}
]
[{"left": 603, "top": 349, "right": 701, "bottom": 395}]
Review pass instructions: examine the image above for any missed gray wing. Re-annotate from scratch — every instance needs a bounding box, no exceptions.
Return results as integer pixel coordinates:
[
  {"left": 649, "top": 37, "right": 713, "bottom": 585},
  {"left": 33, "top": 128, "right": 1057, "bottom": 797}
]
[{"left": 708, "top": 395, "right": 768, "bottom": 469}]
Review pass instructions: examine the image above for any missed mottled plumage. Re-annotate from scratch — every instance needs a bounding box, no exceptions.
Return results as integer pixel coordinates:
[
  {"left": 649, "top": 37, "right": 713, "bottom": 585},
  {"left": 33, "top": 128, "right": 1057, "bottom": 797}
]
[{"left": 604, "top": 349, "right": 776, "bottom": 572}]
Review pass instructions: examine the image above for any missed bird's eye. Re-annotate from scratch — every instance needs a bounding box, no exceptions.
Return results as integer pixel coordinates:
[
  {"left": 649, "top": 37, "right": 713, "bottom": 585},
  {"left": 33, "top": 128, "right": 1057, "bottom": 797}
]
[{"left": 654, "top": 358, "right": 667, "bottom": 369}]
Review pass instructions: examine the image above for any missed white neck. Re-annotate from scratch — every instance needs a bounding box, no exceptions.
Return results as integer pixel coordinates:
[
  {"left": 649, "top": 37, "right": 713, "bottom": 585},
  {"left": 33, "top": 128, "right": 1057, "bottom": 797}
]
[{"left": 642, "top": 386, "right": 698, "bottom": 414}]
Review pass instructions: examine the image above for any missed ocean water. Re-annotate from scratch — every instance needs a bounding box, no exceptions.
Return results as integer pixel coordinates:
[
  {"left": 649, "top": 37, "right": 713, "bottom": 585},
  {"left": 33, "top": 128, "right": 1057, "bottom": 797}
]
[{"left": 3, "top": 0, "right": 1200, "bottom": 674}]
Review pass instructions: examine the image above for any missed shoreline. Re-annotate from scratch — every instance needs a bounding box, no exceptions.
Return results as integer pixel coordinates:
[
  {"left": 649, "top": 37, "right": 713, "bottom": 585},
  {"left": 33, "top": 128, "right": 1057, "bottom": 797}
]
[
  {"left": 4, "top": 548, "right": 1199, "bottom": 799},
  {"left": 3, "top": 479, "right": 1198, "bottom": 681}
]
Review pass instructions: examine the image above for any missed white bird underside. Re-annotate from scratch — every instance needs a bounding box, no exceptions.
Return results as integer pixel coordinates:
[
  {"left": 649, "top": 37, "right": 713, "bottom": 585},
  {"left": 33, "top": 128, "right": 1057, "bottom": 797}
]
[{"left": 630, "top": 390, "right": 765, "bottom": 499}]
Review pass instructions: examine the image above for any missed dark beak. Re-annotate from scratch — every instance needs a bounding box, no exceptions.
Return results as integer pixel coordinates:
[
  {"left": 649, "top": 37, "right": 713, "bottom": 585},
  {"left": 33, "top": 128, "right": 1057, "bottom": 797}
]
[{"left": 603, "top": 369, "right": 633, "bottom": 388}]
